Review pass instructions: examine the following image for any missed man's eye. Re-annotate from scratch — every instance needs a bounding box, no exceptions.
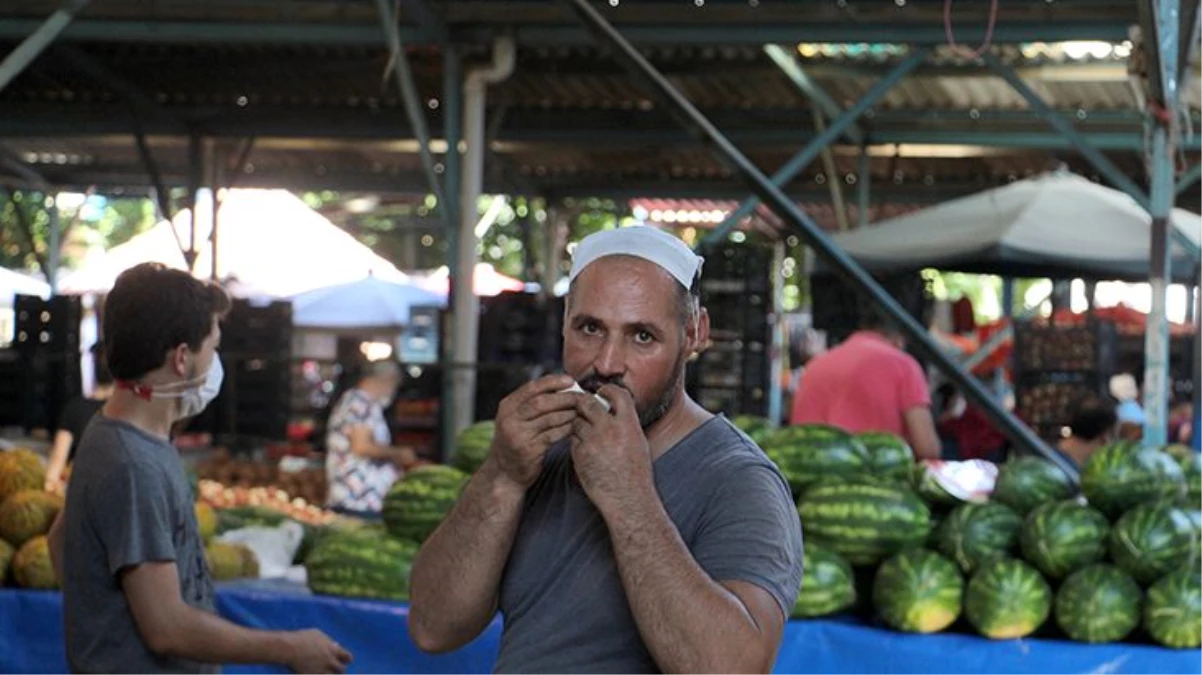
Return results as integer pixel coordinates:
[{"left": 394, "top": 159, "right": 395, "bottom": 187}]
[
  {"left": 581, "top": 322, "right": 601, "bottom": 335},
  {"left": 634, "top": 331, "right": 654, "bottom": 344}
]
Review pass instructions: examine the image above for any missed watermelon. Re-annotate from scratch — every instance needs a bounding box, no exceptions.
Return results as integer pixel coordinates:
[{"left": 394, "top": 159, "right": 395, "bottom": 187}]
[
  {"left": 1177, "top": 451, "right": 1201, "bottom": 507},
  {"left": 1144, "top": 565, "right": 1202, "bottom": 648},
  {"left": 763, "top": 425, "right": 868, "bottom": 497},
  {"left": 935, "top": 502, "right": 1022, "bottom": 574},
  {"left": 792, "top": 544, "right": 857, "bottom": 618},
  {"left": 12, "top": 535, "right": 57, "bottom": 590},
  {"left": 1109, "top": 501, "right": 1199, "bottom": 585},
  {"left": 1054, "top": 564, "right": 1143, "bottom": 643},
  {"left": 797, "top": 482, "right": 932, "bottom": 566},
  {"left": 990, "top": 457, "right": 1076, "bottom": 515},
  {"left": 1020, "top": 500, "right": 1110, "bottom": 579},
  {"left": 0, "top": 450, "right": 45, "bottom": 503},
  {"left": 452, "top": 421, "right": 495, "bottom": 475},
  {"left": 382, "top": 465, "right": 470, "bottom": 544},
  {"left": 872, "top": 548, "right": 964, "bottom": 633},
  {"left": 912, "top": 463, "right": 963, "bottom": 507},
  {"left": 857, "top": 432, "right": 915, "bottom": 479},
  {"left": 306, "top": 531, "right": 418, "bottom": 601},
  {"left": 964, "top": 559, "right": 1052, "bottom": 639},
  {"left": 729, "top": 415, "right": 774, "bottom": 446},
  {"left": 0, "top": 490, "right": 63, "bottom": 547},
  {"left": 1163, "top": 444, "right": 1196, "bottom": 466},
  {"left": 1081, "top": 442, "right": 1186, "bottom": 518}
]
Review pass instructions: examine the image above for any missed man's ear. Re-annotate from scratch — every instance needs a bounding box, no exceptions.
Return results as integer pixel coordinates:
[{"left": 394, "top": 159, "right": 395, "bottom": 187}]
[
  {"left": 690, "top": 307, "right": 711, "bottom": 356},
  {"left": 168, "top": 343, "right": 191, "bottom": 377}
]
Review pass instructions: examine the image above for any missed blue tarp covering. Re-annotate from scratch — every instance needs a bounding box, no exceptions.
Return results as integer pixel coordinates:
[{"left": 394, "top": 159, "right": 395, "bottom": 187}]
[{"left": 3, "top": 581, "right": 1198, "bottom": 674}]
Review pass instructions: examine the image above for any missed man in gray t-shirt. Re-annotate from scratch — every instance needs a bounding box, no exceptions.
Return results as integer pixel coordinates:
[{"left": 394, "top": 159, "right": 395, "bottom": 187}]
[
  {"left": 64, "top": 415, "right": 217, "bottom": 673},
  {"left": 409, "top": 227, "right": 804, "bottom": 673},
  {"left": 48, "top": 262, "right": 350, "bottom": 674}
]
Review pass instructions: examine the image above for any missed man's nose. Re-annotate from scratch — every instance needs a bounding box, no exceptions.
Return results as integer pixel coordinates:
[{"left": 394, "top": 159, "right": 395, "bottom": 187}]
[{"left": 593, "top": 337, "right": 625, "bottom": 378}]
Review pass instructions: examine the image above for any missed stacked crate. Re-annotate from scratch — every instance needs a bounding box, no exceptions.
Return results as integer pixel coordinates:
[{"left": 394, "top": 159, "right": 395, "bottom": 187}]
[
  {"left": 474, "top": 292, "right": 563, "bottom": 421},
  {"left": 687, "top": 243, "right": 773, "bottom": 418},
  {"left": 1013, "top": 320, "right": 1118, "bottom": 441},
  {"left": 12, "top": 294, "right": 82, "bottom": 433}
]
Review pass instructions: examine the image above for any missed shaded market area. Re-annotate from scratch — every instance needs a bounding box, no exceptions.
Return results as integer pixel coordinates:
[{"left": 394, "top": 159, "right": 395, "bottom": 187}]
[{"left": 0, "top": 0, "right": 1200, "bottom": 673}]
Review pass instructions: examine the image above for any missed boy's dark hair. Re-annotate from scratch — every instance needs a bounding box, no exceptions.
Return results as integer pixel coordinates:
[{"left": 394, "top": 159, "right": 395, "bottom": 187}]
[
  {"left": 90, "top": 341, "right": 113, "bottom": 385},
  {"left": 103, "top": 263, "right": 231, "bottom": 381},
  {"left": 1069, "top": 397, "right": 1119, "bottom": 442}
]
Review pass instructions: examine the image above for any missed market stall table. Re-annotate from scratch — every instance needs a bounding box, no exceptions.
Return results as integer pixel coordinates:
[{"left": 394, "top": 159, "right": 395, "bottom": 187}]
[{"left": 2, "top": 580, "right": 1198, "bottom": 674}]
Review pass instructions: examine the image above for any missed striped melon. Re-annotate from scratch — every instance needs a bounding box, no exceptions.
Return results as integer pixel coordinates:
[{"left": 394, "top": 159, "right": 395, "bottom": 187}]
[
  {"left": 1020, "top": 500, "right": 1110, "bottom": 579},
  {"left": 1081, "top": 443, "right": 1186, "bottom": 518},
  {"left": 872, "top": 548, "right": 963, "bottom": 633},
  {"left": 0, "top": 538, "right": 12, "bottom": 584},
  {"left": 306, "top": 530, "right": 418, "bottom": 601},
  {"left": 1109, "top": 501, "right": 1199, "bottom": 585},
  {"left": 964, "top": 559, "right": 1052, "bottom": 640},
  {"left": 0, "top": 490, "right": 63, "bottom": 547},
  {"left": 935, "top": 502, "right": 1022, "bottom": 574},
  {"left": 856, "top": 432, "right": 915, "bottom": 479},
  {"left": 990, "top": 457, "right": 1075, "bottom": 515},
  {"left": 1054, "top": 564, "right": 1142, "bottom": 644},
  {"left": 1144, "top": 565, "right": 1202, "bottom": 649},
  {"left": 0, "top": 451, "right": 45, "bottom": 503},
  {"left": 763, "top": 425, "right": 868, "bottom": 497},
  {"left": 792, "top": 544, "right": 856, "bottom": 618},
  {"left": 797, "top": 482, "right": 932, "bottom": 566},
  {"left": 12, "top": 535, "right": 57, "bottom": 590},
  {"left": 382, "top": 465, "right": 470, "bottom": 544},
  {"left": 452, "top": 421, "right": 495, "bottom": 475}
]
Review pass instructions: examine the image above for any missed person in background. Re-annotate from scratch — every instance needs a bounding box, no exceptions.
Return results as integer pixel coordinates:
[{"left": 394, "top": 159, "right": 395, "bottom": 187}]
[
  {"left": 790, "top": 308, "right": 941, "bottom": 460},
  {"left": 1109, "top": 373, "right": 1145, "bottom": 441},
  {"left": 1057, "top": 397, "right": 1118, "bottom": 467},
  {"left": 935, "top": 383, "right": 1008, "bottom": 462},
  {"left": 47, "top": 262, "right": 350, "bottom": 674},
  {"left": 44, "top": 341, "right": 114, "bottom": 494},
  {"left": 325, "top": 359, "right": 419, "bottom": 518},
  {"left": 1168, "top": 394, "right": 1194, "bottom": 446}
]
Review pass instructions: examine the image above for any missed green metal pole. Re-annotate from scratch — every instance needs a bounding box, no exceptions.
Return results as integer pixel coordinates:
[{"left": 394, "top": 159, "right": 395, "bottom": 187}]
[{"left": 440, "top": 46, "right": 462, "bottom": 463}]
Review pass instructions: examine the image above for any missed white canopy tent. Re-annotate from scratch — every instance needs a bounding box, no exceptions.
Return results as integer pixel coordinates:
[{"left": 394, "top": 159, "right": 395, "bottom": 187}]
[
  {"left": 825, "top": 172, "right": 1202, "bottom": 282},
  {"left": 59, "top": 189, "right": 405, "bottom": 297},
  {"left": 290, "top": 274, "right": 446, "bottom": 330},
  {"left": 0, "top": 268, "right": 50, "bottom": 308}
]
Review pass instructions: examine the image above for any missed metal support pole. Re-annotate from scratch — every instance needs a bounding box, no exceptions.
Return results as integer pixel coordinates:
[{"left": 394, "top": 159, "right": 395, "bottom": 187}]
[
  {"left": 1141, "top": 0, "right": 1182, "bottom": 447},
  {"left": 986, "top": 51, "right": 1200, "bottom": 261},
  {"left": 559, "top": 0, "right": 1075, "bottom": 479},
  {"left": 440, "top": 45, "right": 463, "bottom": 463},
  {"left": 813, "top": 110, "right": 850, "bottom": 231},
  {"left": 856, "top": 144, "right": 871, "bottom": 228},
  {"left": 375, "top": 0, "right": 446, "bottom": 206},
  {"left": 185, "top": 133, "right": 202, "bottom": 271},
  {"left": 763, "top": 44, "right": 865, "bottom": 146},
  {"left": 704, "top": 48, "right": 928, "bottom": 247},
  {"left": 1176, "top": 163, "right": 1202, "bottom": 196},
  {"left": 768, "top": 240, "right": 786, "bottom": 425},
  {"left": 47, "top": 196, "right": 59, "bottom": 294},
  {"left": 1002, "top": 278, "right": 1016, "bottom": 318},
  {"left": 0, "top": 0, "right": 91, "bottom": 95},
  {"left": 1193, "top": 278, "right": 1201, "bottom": 451}
]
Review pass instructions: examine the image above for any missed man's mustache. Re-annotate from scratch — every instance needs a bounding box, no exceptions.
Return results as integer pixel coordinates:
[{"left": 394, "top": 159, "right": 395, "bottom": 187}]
[{"left": 577, "top": 372, "right": 631, "bottom": 396}]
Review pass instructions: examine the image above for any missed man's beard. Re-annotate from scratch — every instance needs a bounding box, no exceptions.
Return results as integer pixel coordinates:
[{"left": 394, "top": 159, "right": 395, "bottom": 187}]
[{"left": 577, "top": 351, "right": 686, "bottom": 430}]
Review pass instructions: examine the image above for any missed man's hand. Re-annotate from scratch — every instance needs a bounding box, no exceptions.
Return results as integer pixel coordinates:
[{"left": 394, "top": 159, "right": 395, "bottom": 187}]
[
  {"left": 283, "top": 630, "right": 352, "bottom": 674},
  {"left": 570, "top": 384, "right": 655, "bottom": 516},
  {"left": 490, "top": 374, "right": 583, "bottom": 490}
]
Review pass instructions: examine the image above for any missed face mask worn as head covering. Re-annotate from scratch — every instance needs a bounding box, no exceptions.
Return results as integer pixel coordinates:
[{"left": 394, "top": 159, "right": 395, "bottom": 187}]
[{"left": 569, "top": 225, "right": 704, "bottom": 290}]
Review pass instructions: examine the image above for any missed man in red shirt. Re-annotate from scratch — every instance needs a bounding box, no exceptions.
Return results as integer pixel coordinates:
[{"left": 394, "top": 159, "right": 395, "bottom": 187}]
[{"left": 790, "top": 311, "right": 941, "bottom": 460}]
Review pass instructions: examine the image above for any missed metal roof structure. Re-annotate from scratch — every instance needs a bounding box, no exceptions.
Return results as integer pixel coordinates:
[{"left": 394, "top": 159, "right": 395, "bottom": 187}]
[{"left": 0, "top": 0, "right": 1199, "bottom": 221}]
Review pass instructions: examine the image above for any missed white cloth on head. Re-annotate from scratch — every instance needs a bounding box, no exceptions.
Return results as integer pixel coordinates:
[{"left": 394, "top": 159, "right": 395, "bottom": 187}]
[{"left": 569, "top": 226, "right": 703, "bottom": 289}]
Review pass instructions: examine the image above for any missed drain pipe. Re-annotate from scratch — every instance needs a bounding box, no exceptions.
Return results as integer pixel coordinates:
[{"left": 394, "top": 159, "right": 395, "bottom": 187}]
[{"left": 450, "top": 36, "right": 516, "bottom": 438}]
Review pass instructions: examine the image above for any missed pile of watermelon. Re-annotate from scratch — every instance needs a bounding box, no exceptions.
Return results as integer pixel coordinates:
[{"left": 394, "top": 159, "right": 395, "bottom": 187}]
[{"left": 772, "top": 424, "right": 1202, "bottom": 650}]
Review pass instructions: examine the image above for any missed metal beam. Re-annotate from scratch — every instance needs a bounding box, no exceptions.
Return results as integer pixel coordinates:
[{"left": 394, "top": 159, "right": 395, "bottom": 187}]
[
  {"left": 559, "top": 0, "right": 1075, "bottom": 477},
  {"left": 440, "top": 45, "right": 462, "bottom": 463},
  {"left": 398, "top": 0, "right": 448, "bottom": 42},
  {"left": 764, "top": 44, "right": 864, "bottom": 146},
  {"left": 376, "top": 0, "right": 446, "bottom": 206},
  {"left": 0, "top": 0, "right": 90, "bottom": 94},
  {"left": 0, "top": 18, "right": 1134, "bottom": 47},
  {"left": 1176, "top": 162, "right": 1202, "bottom": 196},
  {"left": 987, "top": 51, "right": 1200, "bottom": 259},
  {"left": 856, "top": 144, "right": 871, "bottom": 228},
  {"left": 704, "top": 48, "right": 929, "bottom": 246}
]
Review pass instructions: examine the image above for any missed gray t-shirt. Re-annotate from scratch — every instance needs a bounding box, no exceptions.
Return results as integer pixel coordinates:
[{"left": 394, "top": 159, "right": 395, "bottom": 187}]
[
  {"left": 494, "top": 416, "right": 804, "bottom": 674},
  {"left": 63, "top": 415, "right": 217, "bottom": 674}
]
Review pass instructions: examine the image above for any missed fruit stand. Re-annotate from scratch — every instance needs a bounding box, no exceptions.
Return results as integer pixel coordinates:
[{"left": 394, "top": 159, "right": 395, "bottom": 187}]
[{"left": 2, "top": 417, "right": 1201, "bottom": 674}]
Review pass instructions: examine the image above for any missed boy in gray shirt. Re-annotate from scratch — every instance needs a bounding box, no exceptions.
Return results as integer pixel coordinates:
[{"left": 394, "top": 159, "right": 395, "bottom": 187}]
[
  {"left": 408, "top": 227, "right": 804, "bottom": 673},
  {"left": 49, "top": 263, "right": 351, "bottom": 674}
]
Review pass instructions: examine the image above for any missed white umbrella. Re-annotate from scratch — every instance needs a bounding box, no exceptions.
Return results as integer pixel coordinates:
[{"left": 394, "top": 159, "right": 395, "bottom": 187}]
[
  {"left": 290, "top": 275, "right": 446, "bottom": 330},
  {"left": 828, "top": 172, "right": 1202, "bottom": 282}
]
